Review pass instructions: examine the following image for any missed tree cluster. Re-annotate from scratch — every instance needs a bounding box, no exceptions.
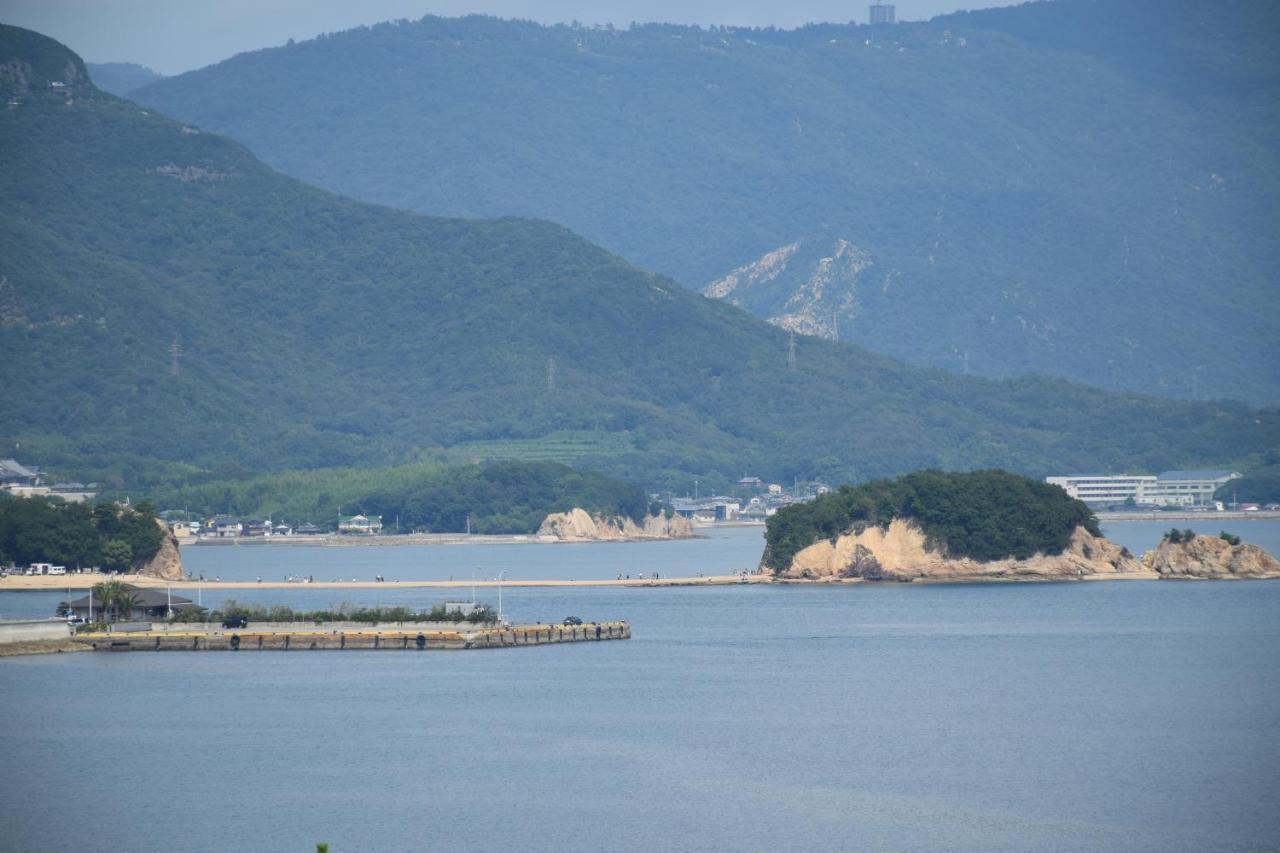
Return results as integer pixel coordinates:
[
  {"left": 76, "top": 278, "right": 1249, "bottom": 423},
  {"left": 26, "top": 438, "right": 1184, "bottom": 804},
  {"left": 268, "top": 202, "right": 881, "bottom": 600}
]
[
  {"left": 174, "top": 601, "right": 497, "bottom": 625},
  {"left": 0, "top": 495, "right": 165, "bottom": 570}
]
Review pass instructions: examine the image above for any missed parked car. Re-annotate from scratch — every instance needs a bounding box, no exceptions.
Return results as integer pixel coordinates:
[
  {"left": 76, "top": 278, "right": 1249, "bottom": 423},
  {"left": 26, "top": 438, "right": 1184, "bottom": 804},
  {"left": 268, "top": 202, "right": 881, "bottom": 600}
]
[
  {"left": 563, "top": 616, "right": 583, "bottom": 626},
  {"left": 66, "top": 615, "right": 86, "bottom": 626},
  {"left": 222, "top": 616, "right": 249, "bottom": 629}
]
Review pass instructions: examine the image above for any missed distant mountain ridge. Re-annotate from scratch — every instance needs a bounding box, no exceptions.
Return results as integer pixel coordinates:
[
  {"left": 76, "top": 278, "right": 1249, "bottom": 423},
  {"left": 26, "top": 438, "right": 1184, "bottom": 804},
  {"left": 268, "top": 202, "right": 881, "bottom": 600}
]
[
  {"left": 2, "top": 24, "right": 1277, "bottom": 494},
  {"left": 131, "top": 1, "right": 1280, "bottom": 403},
  {"left": 87, "top": 61, "right": 162, "bottom": 96}
]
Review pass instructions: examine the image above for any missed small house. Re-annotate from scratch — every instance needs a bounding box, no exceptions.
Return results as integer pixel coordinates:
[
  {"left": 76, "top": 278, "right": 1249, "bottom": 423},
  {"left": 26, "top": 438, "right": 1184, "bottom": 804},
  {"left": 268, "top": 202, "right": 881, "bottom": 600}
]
[{"left": 338, "top": 514, "right": 383, "bottom": 535}]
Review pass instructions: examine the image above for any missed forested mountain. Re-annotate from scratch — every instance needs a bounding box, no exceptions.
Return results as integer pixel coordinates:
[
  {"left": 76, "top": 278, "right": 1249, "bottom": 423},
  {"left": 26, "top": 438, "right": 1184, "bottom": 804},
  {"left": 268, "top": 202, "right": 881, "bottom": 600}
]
[
  {"left": 86, "top": 61, "right": 161, "bottom": 96},
  {"left": 1, "top": 25, "right": 1277, "bottom": 494},
  {"left": 131, "top": 1, "right": 1280, "bottom": 403}
]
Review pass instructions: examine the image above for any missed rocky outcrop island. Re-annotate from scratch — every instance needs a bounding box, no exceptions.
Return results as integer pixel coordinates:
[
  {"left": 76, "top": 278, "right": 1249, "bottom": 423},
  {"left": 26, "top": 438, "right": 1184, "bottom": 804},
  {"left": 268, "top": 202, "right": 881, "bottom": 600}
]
[
  {"left": 538, "top": 508, "right": 693, "bottom": 542},
  {"left": 763, "top": 469, "right": 1279, "bottom": 582}
]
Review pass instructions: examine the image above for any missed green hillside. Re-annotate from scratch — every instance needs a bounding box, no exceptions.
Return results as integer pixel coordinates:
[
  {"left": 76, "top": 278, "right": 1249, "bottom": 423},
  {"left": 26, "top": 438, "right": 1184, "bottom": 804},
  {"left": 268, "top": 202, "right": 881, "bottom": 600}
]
[
  {"left": 139, "top": 460, "right": 654, "bottom": 534},
  {"left": 1, "top": 25, "right": 1277, "bottom": 494},
  {"left": 131, "top": 1, "right": 1280, "bottom": 403}
]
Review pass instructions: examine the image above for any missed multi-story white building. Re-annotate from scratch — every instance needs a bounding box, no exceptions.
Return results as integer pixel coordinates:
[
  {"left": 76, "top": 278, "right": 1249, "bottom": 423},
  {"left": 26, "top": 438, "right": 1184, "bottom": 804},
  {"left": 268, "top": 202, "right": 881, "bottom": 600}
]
[
  {"left": 1148, "top": 470, "right": 1243, "bottom": 506},
  {"left": 869, "top": 2, "right": 896, "bottom": 24},
  {"left": 1045, "top": 474, "right": 1156, "bottom": 505},
  {"left": 1046, "top": 470, "right": 1241, "bottom": 507}
]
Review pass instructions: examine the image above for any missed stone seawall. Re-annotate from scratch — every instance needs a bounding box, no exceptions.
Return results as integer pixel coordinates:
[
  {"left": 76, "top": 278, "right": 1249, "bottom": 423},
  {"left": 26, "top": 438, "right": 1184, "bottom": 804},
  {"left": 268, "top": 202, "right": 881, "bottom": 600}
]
[
  {"left": 78, "top": 621, "right": 630, "bottom": 652},
  {"left": 0, "top": 620, "right": 71, "bottom": 644}
]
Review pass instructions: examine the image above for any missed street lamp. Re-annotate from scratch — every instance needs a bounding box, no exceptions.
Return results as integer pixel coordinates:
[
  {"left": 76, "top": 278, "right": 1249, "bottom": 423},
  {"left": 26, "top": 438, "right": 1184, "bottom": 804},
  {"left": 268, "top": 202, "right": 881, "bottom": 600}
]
[{"left": 497, "top": 570, "right": 506, "bottom": 624}]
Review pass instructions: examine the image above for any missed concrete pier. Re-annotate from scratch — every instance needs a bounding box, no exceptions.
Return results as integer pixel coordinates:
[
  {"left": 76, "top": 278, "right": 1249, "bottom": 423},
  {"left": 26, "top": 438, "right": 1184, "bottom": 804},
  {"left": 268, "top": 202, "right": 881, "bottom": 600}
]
[{"left": 76, "top": 621, "right": 630, "bottom": 652}]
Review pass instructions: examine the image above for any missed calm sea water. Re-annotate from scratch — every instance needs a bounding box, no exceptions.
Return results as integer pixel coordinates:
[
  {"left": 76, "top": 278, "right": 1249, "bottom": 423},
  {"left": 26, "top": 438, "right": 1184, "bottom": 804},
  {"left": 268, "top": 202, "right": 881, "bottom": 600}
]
[
  {"left": 163, "top": 518, "right": 1280, "bottom": 584},
  {"left": 1100, "top": 517, "right": 1280, "bottom": 559},
  {"left": 2, "top": 523, "right": 1278, "bottom": 851},
  {"left": 177, "top": 524, "right": 767, "bottom": 583}
]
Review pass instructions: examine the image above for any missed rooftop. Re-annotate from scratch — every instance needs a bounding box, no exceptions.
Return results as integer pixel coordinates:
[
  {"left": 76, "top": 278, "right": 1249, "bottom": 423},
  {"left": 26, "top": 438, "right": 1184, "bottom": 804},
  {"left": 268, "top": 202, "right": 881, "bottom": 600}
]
[
  {"left": 1157, "top": 470, "right": 1241, "bottom": 481},
  {"left": 0, "top": 459, "right": 40, "bottom": 480},
  {"left": 68, "top": 584, "right": 192, "bottom": 609}
]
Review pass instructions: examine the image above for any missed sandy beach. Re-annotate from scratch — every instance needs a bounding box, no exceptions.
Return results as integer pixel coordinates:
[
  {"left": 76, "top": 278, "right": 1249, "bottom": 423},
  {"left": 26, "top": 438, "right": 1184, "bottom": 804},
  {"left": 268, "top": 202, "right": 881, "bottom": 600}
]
[{"left": 0, "top": 572, "right": 767, "bottom": 591}]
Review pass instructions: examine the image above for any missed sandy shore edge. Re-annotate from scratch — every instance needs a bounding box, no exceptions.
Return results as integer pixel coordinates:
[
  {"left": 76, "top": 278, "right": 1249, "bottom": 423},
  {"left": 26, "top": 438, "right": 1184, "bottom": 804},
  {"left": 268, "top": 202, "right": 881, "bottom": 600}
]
[
  {"left": 0, "top": 573, "right": 768, "bottom": 591},
  {"left": 8, "top": 570, "right": 1276, "bottom": 591}
]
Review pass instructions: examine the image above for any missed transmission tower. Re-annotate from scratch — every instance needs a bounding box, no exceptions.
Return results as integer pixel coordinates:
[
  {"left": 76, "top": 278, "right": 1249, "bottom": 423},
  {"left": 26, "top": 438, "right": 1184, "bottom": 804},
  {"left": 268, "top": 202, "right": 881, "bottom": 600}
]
[
  {"left": 169, "top": 337, "right": 183, "bottom": 376},
  {"left": 547, "top": 356, "right": 557, "bottom": 391},
  {"left": 787, "top": 330, "right": 797, "bottom": 370}
]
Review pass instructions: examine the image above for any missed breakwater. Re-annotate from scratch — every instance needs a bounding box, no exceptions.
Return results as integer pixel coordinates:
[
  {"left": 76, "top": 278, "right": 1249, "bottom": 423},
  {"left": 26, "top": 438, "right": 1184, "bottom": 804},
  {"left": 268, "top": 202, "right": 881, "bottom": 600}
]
[{"left": 76, "top": 621, "right": 630, "bottom": 652}]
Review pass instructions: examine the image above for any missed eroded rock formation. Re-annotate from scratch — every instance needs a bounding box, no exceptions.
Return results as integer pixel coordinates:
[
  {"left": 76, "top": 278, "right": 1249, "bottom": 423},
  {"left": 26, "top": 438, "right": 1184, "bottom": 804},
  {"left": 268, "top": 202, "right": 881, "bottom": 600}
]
[
  {"left": 136, "top": 520, "right": 185, "bottom": 580},
  {"left": 775, "top": 519, "right": 1145, "bottom": 582},
  {"left": 537, "top": 508, "right": 694, "bottom": 542},
  {"left": 1142, "top": 534, "right": 1280, "bottom": 579}
]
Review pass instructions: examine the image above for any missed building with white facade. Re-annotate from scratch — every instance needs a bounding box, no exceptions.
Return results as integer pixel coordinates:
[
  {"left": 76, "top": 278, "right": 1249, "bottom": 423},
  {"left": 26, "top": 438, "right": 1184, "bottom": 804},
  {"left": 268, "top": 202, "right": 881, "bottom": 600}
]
[
  {"left": 1046, "top": 471, "right": 1241, "bottom": 507},
  {"left": 869, "top": 2, "right": 896, "bottom": 24}
]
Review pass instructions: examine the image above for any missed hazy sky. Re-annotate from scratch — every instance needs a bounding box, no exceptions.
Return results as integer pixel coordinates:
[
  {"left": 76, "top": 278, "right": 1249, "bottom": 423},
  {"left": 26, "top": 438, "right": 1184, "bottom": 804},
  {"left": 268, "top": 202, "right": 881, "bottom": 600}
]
[{"left": 1, "top": 0, "right": 1023, "bottom": 75}]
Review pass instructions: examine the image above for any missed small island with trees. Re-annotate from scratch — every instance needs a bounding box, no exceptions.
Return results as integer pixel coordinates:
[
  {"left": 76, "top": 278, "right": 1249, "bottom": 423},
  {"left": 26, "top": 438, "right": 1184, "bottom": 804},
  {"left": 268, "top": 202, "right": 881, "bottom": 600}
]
[{"left": 762, "top": 469, "right": 1279, "bottom": 582}]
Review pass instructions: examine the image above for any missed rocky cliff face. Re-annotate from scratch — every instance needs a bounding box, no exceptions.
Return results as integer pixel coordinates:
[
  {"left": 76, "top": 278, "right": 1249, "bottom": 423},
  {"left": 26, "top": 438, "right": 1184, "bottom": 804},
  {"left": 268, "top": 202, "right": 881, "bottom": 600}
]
[
  {"left": 775, "top": 519, "right": 1144, "bottom": 582},
  {"left": 537, "top": 508, "right": 694, "bottom": 542},
  {"left": 136, "top": 521, "right": 184, "bottom": 580},
  {"left": 1142, "top": 534, "right": 1280, "bottom": 579},
  {"left": 703, "top": 238, "right": 870, "bottom": 342}
]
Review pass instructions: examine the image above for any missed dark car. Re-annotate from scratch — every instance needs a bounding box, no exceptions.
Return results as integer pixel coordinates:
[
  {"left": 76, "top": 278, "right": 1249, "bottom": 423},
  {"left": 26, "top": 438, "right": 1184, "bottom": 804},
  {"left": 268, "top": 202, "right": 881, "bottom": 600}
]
[
  {"left": 222, "top": 615, "right": 249, "bottom": 629},
  {"left": 563, "top": 616, "right": 583, "bottom": 626}
]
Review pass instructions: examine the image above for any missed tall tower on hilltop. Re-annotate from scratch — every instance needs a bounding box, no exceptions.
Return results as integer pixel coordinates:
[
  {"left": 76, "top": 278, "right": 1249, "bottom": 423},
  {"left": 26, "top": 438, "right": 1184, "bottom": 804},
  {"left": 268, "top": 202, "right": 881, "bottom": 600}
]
[{"left": 870, "top": 2, "right": 896, "bottom": 24}]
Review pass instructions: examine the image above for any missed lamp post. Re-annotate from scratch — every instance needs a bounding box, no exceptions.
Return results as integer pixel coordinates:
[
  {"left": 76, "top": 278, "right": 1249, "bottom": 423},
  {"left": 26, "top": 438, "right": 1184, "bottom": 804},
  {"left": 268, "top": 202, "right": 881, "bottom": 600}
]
[{"left": 497, "top": 570, "right": 506, "bottom": 625}]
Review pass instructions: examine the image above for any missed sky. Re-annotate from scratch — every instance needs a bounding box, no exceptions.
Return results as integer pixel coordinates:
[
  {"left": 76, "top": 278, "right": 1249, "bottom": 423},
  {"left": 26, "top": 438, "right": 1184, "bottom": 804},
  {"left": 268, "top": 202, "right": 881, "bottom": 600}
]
[{"left": 0, "top": 0, "right": 1024, "bottom": 75}]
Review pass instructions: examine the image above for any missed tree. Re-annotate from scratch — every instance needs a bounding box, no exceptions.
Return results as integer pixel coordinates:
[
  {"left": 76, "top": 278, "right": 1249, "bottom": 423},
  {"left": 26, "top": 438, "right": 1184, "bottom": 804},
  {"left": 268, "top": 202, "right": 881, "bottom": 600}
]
[
  {"left": 91, "top": 579, "right": 125, "bottom": 623},
  {"left": 100, "top": 539, "right": 132, "bottom": 573},
  {"left": 113, "top": 589, "right": 142, "bottom": 622}
]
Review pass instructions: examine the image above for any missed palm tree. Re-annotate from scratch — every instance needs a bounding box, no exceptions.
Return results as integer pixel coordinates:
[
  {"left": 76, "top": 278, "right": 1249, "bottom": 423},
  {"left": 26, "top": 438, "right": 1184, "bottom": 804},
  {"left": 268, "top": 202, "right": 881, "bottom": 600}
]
[
  {"left": 113, "top": 590, "right": 142, "bottom": 622},
  {"left": 91, "top": 579, "right": 125, "bottom": 624}
]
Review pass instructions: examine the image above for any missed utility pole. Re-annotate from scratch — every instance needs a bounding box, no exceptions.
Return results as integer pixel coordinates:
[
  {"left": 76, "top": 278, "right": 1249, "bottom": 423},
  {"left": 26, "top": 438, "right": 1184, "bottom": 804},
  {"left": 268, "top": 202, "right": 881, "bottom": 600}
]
[{"left": 787, "top": 330, "right": 797, "bottom": 370}]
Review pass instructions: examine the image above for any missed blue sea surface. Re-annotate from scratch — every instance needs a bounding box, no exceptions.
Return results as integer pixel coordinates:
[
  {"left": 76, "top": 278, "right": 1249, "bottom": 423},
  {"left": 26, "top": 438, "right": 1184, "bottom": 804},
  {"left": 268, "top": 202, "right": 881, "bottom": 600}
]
[
  {"left": 3, "top": 574, "right": 1279, "bottom": 851},
  {"left": 177, "top": 523, "right": 767, "bottom": 583}
]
